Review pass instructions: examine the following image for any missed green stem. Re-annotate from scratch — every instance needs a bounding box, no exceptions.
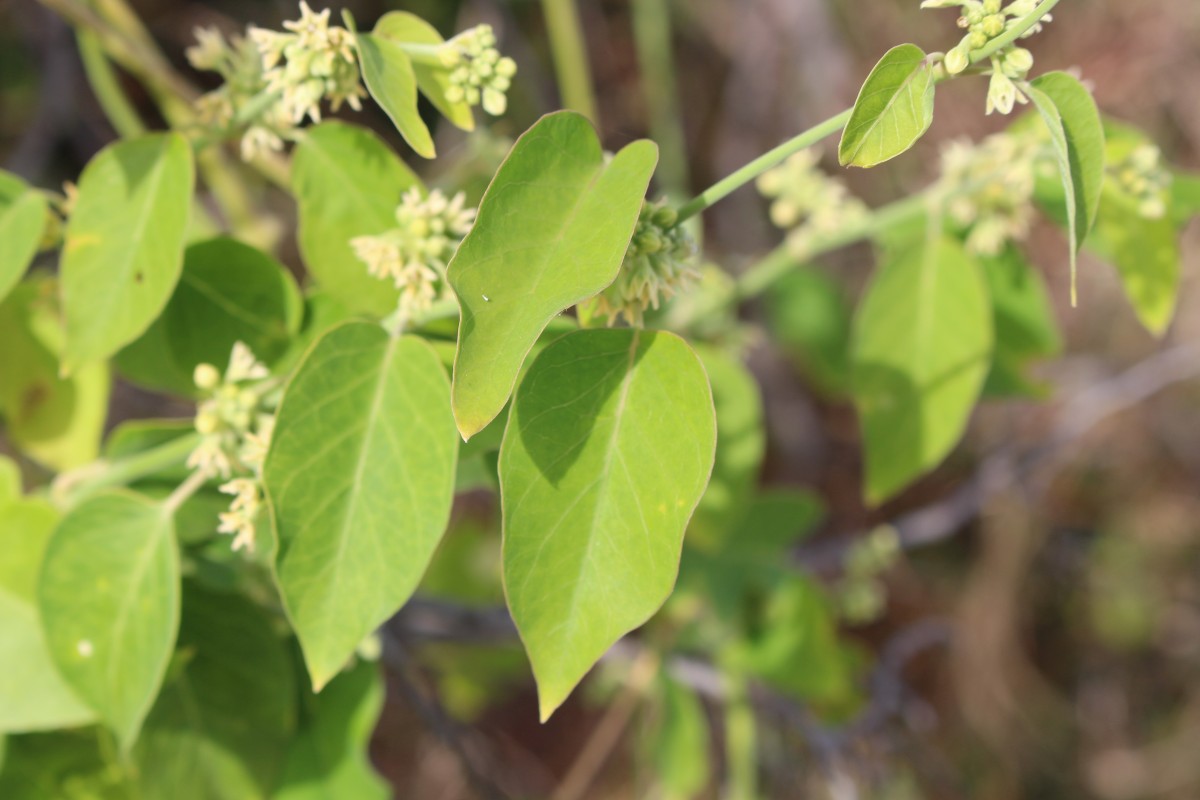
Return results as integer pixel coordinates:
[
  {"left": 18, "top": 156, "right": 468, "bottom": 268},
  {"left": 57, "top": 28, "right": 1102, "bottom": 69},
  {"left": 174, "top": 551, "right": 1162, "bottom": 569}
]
[
  {"left": 675, "top": 0, "right": 1060, "bottom": 223},
  {"left": 75, "top": 29, "right": 145, "bottom": 138},
  {"left": 539, "top": 0, "right": 599, "bottom": 123},
  {"left": 676, "top": 110, "right": 851, "bottom": 222},
  {"left": 969, "top": 0, "right": 1061, "bottom": 64},
  {"left": 52, "top": 432, "right": 201, "bottom": 510},
  {"left": 735, "top": 194, "right": 929, "bottom": 299},
  {"left": 164, "top": 468, "right": 208, "bottom": 514},
  {"left": 631, "top": 0, "right": 689, "bottom": 199}
]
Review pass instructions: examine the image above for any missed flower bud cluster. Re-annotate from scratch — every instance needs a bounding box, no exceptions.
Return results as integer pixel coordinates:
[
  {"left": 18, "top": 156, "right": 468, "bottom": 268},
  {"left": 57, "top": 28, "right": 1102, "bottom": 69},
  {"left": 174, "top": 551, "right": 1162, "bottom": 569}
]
[
  {"left": 1110, "top": 144, "right": 1172, "bottom": 220},
  {"left": 438, "top": 25, "right": 518, "bottom": 117},
  {"left": 187, "top": 342, "right": 276, "bottom": 553},
  {"left": 756, "top": 150, "right": 869, "bottom": 257},
  {"left": 249, "top": 2, "right": 367, "bottom": 126},
  {"left": 939, "top": 132, "right": 1040, "bottom": 256},
  {"left": 593, "top": 200, "right": 700, "bottom": 327},
  {"left": 351, "top": 189, "right": 476, "bottom": 321},
  {"left": 923, "top": 0, "right": 1045, "bottom": 115}
]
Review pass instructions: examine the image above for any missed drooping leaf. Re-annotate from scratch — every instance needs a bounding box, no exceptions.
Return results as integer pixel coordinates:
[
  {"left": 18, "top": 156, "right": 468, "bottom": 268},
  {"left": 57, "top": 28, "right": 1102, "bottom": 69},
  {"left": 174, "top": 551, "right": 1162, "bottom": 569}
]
[
  {"left": 448, "top": 111, "right": 658, "bottom": 439},
  {"left": 0, "top": 455, "right": 20, "bottom": 506},
  {"left": 292, "top": 122, "right": 421, "bottom": 317},
  {"left": 60, "top": 132, "right": 194, "bottom": 371},
  {"left": 1171, "top": 170, "right": 1200, "bottom": 225},
  {"left": 0, "top": 498, "right": 96, "bottom": 733},
  {"left": 264, "top": 323, "right": 457, "bottom": 690},
  {"left": 355, "top": 22, "right": 435, "bottom": 159},
  {"left": 0, "top": 277, "right": 109, "bottom": 471},
  {"left": 0, "top": 171, "right": 47, "bottom": 306},
  {"left": 500, "top": 329, "right": 715, "bottom": 720},
  {"left": 372, "top": 12, "right": 475, "bottom": 131},
  {"left": 838, "top": 44, "right": 936, "bottom": 168},
  {"left": 1028, "top": 72, "right": 1105, "bottom": 304},
  {"left": 688, "top": 346, "right": 764, "bottom": 550},
  {"left": 116, "top": 237, "right": 303, "bottom": 396},
  {"left": 135, "top": 584, "right": 295, "bottom": 799},
  {"left": 273, "top": 660, "right": 388, "bottom": 800},
  {"left": 980, "top": 247, "right": 1061, "bottom": 397},
  {"left": 38, "top": 491, "right": 180, "bottom": 752},
  {"left": 851, "top": 238, "right": 993, "bottom": 504}
]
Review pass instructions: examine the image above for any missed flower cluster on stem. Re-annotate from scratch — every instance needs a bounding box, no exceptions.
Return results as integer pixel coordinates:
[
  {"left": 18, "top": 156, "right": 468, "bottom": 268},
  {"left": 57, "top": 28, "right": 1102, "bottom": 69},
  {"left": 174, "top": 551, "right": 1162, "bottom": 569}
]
[
  {"left": 187, "top": 343, "right": 276, "bottom": 552},
  {"left": 593, "top": 200, "right": 699, "bottom": 327},
  {"left": 757, "top": 150, "right": 869, "bottom": 257},
  {"left": 435, "top": 25, "right": 518, "bottom": 117},
  {"left": 1109, "top": 143, "right": 1172, "bottom": 220},
  {"left": 923, "top": 0, "right": 1046, "bottom": 114},
  {"left": 351, "top": 189, "right": 476, "bottom": 325},
  {"left": 938, "top": 131, "right": 1041, "bottom": 256}
]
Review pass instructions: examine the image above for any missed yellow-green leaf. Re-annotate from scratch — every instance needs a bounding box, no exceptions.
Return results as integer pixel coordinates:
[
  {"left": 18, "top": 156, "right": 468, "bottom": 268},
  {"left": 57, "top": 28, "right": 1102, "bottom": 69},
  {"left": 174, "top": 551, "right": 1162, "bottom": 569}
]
[{"left": 838, "top": 44, "right": 936, "bottom": 168}]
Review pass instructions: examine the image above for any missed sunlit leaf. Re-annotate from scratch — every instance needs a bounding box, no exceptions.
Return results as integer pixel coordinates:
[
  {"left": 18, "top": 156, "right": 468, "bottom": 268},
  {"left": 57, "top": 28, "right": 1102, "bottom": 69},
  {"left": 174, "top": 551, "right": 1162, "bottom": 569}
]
[
  {"left": 372, "top": 12, "right": 475, "bottom": 131},
  {"left": 448, "top": 111, "right": 658, "bottom": 439},
  {"left": 0, "top": 171, "right": 47, "bottom": 306},
  {"left": 38, "top": 491, "right": 179, "bottom": 752},
  {"left": 60, "top": 133, "right": 194, "bottom": 371},
  {"left": 0, "top": 498, "right": 95, "bottom": 733},
  {"left": 500, "top": 329, "right": 715, "bottom": 720},
  {"left": 355, "top": 23, "right": 435, "bottom": 159},
  {"left": 838, "top": 44, "right": 935, "bottom": 168},
  {"left": 264, "top": 323, "right": 457, "bottom": 689}
]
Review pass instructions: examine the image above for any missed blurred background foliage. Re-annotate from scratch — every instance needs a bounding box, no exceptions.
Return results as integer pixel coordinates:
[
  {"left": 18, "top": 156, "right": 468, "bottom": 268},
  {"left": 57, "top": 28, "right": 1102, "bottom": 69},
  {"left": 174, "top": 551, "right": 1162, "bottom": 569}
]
[{"left": 3, "top": 0, "right": 1200, "bottom": 797}]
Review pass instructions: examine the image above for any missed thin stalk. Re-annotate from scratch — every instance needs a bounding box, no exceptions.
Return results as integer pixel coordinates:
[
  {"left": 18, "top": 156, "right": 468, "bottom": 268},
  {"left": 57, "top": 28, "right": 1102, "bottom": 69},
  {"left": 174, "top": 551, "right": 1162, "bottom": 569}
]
[
  {"left": 75, "top": 29, "right": 145, "bottom": 138},
  {"left": 631, "top": 0, "right": 689, "bottom": 199},
  {"left": 52, "top": 432, "right": 201, "bottom": 510},
  {"left": 676, "top": 110, "right": 851, "bottom": 222},
  {"left": 539, "top": 0, "right": 598, "bottom": 123},
  {"left": 164, "top": 468, "right": 208, "bottom": 514},
  {"left": 735, "top": 193, "right": 928, "bottom": 300},
  {"left": 675, "top": 0, "right": 1061, "bottom": 222}
]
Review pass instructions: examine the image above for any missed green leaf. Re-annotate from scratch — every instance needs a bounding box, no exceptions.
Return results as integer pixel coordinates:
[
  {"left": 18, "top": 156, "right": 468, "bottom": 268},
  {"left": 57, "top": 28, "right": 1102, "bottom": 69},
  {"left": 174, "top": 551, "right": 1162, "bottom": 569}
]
[
  {"left": 372, "top": 12, "right": 476, "bottom": 131},
  {"left": 355, "top": 27, "right": 436, "bottom": 159},
  {"left": 116, "top": 237, "right": 303, "bottom": 396},
  {"left": 0, "top": 729, "right": 133, "bottom": 799},
  {"left": 135, "top": 584, "right": 295, "bottom": 799},
  {"left": 838, "top": 44, "right": 936, "bottom": 168},
  {"left": 0, "top": 171, "right": 47, "bottom": 306},
  {"left": 1170, "top": 170, "right": 1200, "bottom": 226},
  {"left": 1028, "top": 72, "right": 1105, "bottom": 305},
  {"left": 500, "top": 329, "right": 715, "bottom": 720},
  {"left": 1088, "top": 124, "right": 1181, "bottom": 335},
  {"left": 292, "top": 122, "right": 422, "bottom": 318},
  {"left": 765, "top": 266, "right": 853, "bottom": 396},
  {"left": 645, "top": 676, "right": 710, "bottom": 799},
  {"left": 0, "top": 278, "right": 109, "bottom": 471},
  {"left": 0, "top": 455, "right": 20, "bottom": 506},
  {"left": 981, "top": 247, "right": 1061, "bottom": 397},
  {"left": 38, "top": 491, "right": 180, "bottom": 752},
  {"left": 275, "top": 290, "right": 356, "bottom": 376},
  {"left": 60, "top": 132, "right": 194, "bottom": 372},
  {"left": 0, "top": 498, "right": 96, "bottom": 733},
  {"left": 851, "top": 238, "right": 993, "bottom": 504},
  {"left": 274, "top": 660, "right": 388, "bottom": 800},
  {"left": 688, "top": 346, "right": 764, "bottom": 550},
  {"left": 264, "top": 323, "right": 458, "bottom": 689},
  {"left": 448, "top": 111, "right": 658, "bottom": 439}
]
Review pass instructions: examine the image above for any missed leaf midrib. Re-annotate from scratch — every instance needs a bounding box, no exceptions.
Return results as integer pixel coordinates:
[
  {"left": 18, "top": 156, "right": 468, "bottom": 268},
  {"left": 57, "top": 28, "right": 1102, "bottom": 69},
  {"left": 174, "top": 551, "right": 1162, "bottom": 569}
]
[{"left": 845, "top": 55, "right": 928, "bottom": 164}]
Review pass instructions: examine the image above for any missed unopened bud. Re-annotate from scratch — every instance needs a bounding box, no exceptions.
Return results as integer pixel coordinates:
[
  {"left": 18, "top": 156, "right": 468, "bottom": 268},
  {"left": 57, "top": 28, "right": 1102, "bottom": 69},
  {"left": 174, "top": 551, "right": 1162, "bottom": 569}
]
[
  {"left": 195, "top": 409, "right": 220, "bottom": 435},
  {"left": 1005, "top": 47, "right": 1034, "bottom": 74},
  {"left": 944, "top": 44, "right": 971, "bottom": 75},
  {"left": 194, "top": 363, "right": 221, "bottom": 391},
  {"left": 982, "top": 13, "right": 1005, "bottom": 37}
]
